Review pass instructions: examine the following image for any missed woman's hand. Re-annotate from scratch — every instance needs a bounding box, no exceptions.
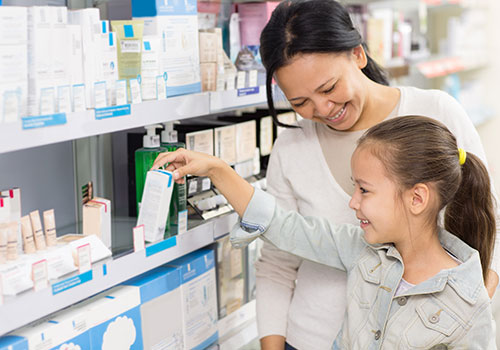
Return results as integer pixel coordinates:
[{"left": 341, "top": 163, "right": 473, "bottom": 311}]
[{"left": 152, "top": 148, "right": 224, "bottom": 183}]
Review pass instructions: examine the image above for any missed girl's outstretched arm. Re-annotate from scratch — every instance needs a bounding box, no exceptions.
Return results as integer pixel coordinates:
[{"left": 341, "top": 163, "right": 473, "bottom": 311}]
[{"left": 152, "top": 148, "right": 254, "bottom": 217}]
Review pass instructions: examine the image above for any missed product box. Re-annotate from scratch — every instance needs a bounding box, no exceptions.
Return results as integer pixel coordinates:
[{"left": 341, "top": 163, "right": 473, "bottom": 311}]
[
  {"left": 141, "top": 35, "right": 162, "bottom": 100},
  {"left": 67, "top": 24, "right": 84, "bottom": 85},
  {"left": 259, "top": 116, "right": 274, "bottom": 157},
  {"left": 137, "top": 170, "right": 174, "bottom": 243},
  {"left": 214, "top": 124, "right": 237, "bottom": 165},
  {"left": 168, "top": 249, "right": 218, "bottom": 350},
  {"left": 83, "top": 197, "right": 112, "bottom": 248},
  {"left": 98, "top": 31, "right": 119, "bottom": 106},
  {"left": 12, "top": 307, "right": 91, "bottom": 350},
  {"left": 0, "top": 188, "right": 22, "bottom": 254},
  {"left": 185, "top": 129, "right": 214, "bottom": 156},
  {"left": 76, "top": 285, "right": 143, "bottom": 350},
  {"left": 216, "top": 235, "right": 245, "bottom": 318},
  {"left": 238, "top": 2, "right": 280, "bottom": 46},
  {"left": 123, "top": 266, "right": 184, "bottom": 349},
  {"left": 0, "top": 6, "right": 27, "bottom": 45},
  {"left": 0, "top": 336, "right": 28, "bottom": 350},
  {"left": 50, "top": 7, "right": 70, "bottom": 90},
  {"left": 200, "top": 62, "right": 217, "bottom": 92},
  {"left": 68, "top": 8, "right": 102, "bottom": 108},
  {"left": 132, "top": 0, "right": 202, "bottom": 97},
  {"left": 235, "top": 120, "right": 257, "bottom": 163},
  {"left": 198, "top": 30, "right": 217, "bottom": 63}
]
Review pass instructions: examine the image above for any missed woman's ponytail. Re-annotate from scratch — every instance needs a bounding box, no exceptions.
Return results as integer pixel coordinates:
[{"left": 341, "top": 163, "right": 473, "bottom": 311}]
[{"left": 444, "top": 152, "right": 496, "bottom": 279}]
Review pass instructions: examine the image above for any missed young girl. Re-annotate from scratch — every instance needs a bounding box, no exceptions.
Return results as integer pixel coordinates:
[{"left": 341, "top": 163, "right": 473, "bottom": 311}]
[{"left": 153, "top": 116, "right": 496, "bottom": 348}]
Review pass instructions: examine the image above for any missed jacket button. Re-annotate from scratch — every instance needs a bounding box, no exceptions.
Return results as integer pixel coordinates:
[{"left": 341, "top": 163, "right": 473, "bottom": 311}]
[
  {"left": 397, "top": 297, "right": 407, "bottom": 306},
  {"left": 430, "top": 344, "right": 448, "bottom": 350},
  {"left": 374, "top": 330, "right": 381, "bottom": 340},
  {"left": 429, "top": 314, "right": 440, "bottom": 324}
]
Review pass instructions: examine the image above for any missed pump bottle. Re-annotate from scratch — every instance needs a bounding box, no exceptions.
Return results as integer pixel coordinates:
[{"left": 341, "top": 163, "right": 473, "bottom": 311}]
[{"left": 161, "top": 122, "right": 187, "bottom": 236}]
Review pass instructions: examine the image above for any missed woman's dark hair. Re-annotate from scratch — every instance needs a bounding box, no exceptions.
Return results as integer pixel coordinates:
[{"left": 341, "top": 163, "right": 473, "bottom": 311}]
[
  {"left": 357, "top": 116, "right": 495, "bottom": 280},
  {"left": 260, "top": 0, "right": 389, "bottom": 128}
]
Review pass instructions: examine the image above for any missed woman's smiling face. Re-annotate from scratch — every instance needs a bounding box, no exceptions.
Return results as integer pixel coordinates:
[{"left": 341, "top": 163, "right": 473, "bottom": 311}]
[{"left": 275, "top": 49, "right": 368, "bottom": 131}]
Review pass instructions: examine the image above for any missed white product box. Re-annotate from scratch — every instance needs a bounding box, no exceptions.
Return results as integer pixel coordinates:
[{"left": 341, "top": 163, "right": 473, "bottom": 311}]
[
  {"left": 0, "top": 6, "right": 28, "bottom": 45},
  {"left": 27, "top": 6, "right": 53, "bottom": 116},
  {"left": 0, "top": 258, "right": 34, "bottom": 296},
  {"left": 236, "top": 120, "right": 257, "bottom": 163},
  {"left": 123, "top": 267, "right": 185, "bottom": 350},
  {"left": 76, "top": 285, "right": 144, "bottom": 350},
  {"left": 82, "top": 197, "right": 112, "bottom": 248},
  {"left": 132, "top": 0, "right": 201, "bottom": 97},
  {"left": 99, "top": 32, "right": 119, "bottom": 106},
  {"left": 214, "top": 125, "right": 236, "bottom": 165},
  {"left": 68, "top": 8, "right": 102, "bottom": 108},
  {"left": 58, "top": 234, "right": 112, "bottom": 264},
  {"left": 13, "top": 305, "right": 92, "bottom": 350},
  {"left": 186, "top": 129, "right": 214, "bottom": 156},
  {"left": 137, "top": 170, "right": 174, "bottom": 243},
  {"left": 141, "top": 35, "right": 162, "bottom": 100},
  {"left": 50, "top": 7, "right": 69, "bottom": 89},
  {"left": 67, "top": 24, "right": 84, "bottom": 86},
  {"left": 168, "top": 250, "right": 218, "bottom": 350}
]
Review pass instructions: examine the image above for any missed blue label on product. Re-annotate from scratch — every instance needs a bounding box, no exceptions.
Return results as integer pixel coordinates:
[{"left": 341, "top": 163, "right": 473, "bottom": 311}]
[
  {"left": 51, "top": 270, "right": 93, "bottom": 295},
  {"left": 109, "top": 32, "right": 114, "bottom": 46},
  {"left": 144, "top": 41, "right": 151, "bottom": 51},
  {"left": 237, "top": 86, "right": 260, "bottom": 97},
  {"left": 145, "top": 236, "right": 177, "bottom": 257},
  {"left": 95, "top": 104, "right": 131, "bottom": 120},
  {"left": 22, "top": 113, "right": 67, "bottom": 129},
  {"left": 124, "top": 24, "right": 134, "bottom": 38}
]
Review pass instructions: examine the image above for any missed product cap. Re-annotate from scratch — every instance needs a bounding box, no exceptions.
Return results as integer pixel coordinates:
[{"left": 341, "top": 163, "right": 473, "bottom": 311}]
[
  {"left": 144, "top": 124, "right": 163, "bottom": 148},
  {"left": 161, "top": 121, "right": 179, "bottom": 143}
]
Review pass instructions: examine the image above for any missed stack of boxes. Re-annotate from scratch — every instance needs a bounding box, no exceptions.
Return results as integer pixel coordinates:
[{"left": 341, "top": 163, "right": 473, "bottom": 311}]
[
  {"left": 198, "top": 28, "right": 224, "bottom": 92},
  {"left": 0, "top": 7, "right": 28, "bottom": 123},
  {"left": 132, "top": 0, "right": 202, "bottom": 97}
]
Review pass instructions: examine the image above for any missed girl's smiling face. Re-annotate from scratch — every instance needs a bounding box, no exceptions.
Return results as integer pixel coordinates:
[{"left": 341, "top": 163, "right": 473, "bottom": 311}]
[{"left": 349, "top": 146, "right": 408, "bottom": 245}]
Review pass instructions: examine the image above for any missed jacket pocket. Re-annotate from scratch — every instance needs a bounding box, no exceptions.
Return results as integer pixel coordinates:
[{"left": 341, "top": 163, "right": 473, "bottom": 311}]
[
  {"left": 352, "top": 252, "right": 381, "bottom": 308},
  {"left": 404, "top": 298, "right": 460, "bottom": 349}
]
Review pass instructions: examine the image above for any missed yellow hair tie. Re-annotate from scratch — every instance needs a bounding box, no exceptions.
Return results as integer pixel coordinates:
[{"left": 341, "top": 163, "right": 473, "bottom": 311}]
[{"left": 458, "top": 148, "right": 467, "bottom": 165}]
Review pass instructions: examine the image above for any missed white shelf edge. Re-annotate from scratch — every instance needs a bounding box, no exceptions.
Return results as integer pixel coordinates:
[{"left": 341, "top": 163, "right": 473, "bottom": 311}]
[
  {"left": 0, "top": 212, "right": 238, "bottom": 336},
  {"left": 209, "top": 86, "right": 267, "bottom": 112}
]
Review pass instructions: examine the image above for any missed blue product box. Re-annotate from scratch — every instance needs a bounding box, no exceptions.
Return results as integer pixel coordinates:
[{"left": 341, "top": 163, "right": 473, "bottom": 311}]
[
  {"left": 131, "top": 0, "right": 197, "bottom": 17},
  {"left": 0, "top": 336, "right": 27, "bottom": 350},
  {"left": 123, "top": 266, "right": 181, "bottom": 303}
]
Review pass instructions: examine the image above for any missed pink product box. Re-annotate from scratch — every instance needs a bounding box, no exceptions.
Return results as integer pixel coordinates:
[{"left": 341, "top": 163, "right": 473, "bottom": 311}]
[
  {"left": 238, "top": 2, "right": 280, "bottom": 46},
  {"left": 198, "top": 0, "right": 221, "bottom": 14}
]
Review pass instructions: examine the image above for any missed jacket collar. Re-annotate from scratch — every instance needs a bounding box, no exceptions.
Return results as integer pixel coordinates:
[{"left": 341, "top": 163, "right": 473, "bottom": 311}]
[{"left": 368, "top": 228, "right": 485, "bottom": 304}]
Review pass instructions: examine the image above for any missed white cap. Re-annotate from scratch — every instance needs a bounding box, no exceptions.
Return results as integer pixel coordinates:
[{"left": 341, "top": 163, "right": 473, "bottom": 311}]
[
  {"left": 161, "top": 121, "right": 179, "bottom": 143},
  {"left": 143, "top": 124, "right": 163, "bottom": 148}
]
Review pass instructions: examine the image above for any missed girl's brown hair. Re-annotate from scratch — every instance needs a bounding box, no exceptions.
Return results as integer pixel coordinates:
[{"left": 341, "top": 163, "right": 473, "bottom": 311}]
[{"left": 357, "top": 116, "right": 495, "bottom": 280}]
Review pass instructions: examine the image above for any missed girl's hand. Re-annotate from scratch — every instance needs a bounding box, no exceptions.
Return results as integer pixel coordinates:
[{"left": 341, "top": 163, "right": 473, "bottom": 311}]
[{"left": 151, "top": 148, "right": 224, "bottom": 183}]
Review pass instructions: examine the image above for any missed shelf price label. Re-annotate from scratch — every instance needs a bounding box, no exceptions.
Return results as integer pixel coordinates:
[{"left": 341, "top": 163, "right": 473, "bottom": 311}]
[
  {"left": 237, "top": 86, "right": 260, "bottom": 97},
  {"left": 133, "top": 225, "right": 145, "bottom": 252},
  {"left": 94, "top": 104, "right": 131, "bottom": 120},
  {"left": 32, "top": 259, "right": 48, "bottom": 292},
  {"left": 22, "top": 113, "right": 67, "bottom": 130},
  {"left": 77, "top": 243, "right": 92, "bottom": 274}
]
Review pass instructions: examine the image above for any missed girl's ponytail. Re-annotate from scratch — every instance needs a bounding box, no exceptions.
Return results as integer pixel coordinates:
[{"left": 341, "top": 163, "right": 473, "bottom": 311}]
[{"left": 444, "top": 152, "right": 496, "bottom": 279}]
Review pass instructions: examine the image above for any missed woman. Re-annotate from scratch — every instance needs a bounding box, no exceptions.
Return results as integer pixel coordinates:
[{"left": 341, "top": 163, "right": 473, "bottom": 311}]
[{"left": 257, "top": 0, "right": 500, "bottom": 349}]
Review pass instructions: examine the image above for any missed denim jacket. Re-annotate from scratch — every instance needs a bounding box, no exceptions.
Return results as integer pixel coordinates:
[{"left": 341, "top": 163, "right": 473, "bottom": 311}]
[{"left": 231, "top": 189, "right": 496, "bottom": 349}]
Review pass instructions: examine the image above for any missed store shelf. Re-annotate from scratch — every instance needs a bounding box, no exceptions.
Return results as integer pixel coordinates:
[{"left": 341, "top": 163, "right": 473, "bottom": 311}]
[
  {"left": 209, "top": 86, "right": 268, "bottom": 112},
  {"left": 416, "top": 56, "right": 487, "bottom": 78},
  {"left": 0, "top": 86, "right": 274, "bottom": 154},
  {"left": 0, "top": 211, "right": 239, "bottom": 336}
]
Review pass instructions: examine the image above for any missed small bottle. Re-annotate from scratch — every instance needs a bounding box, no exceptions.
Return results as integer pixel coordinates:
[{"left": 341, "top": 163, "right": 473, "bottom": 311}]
[
  {"left": 135, "top": 125, "right": 166, "bottom": 215},
  {"left": 161, "top": 122, "right": 187, "bottom": 237}
]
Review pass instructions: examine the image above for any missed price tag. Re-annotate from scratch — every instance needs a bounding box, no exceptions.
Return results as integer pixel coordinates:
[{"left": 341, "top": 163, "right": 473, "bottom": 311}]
[
  {"left": 40, "top": 87, "right": 56, "bottom": 115},
  {"left": 115, "top": 79, "right": 127, "bottom": 105},
  {"left": 188, "top": 179, "right": 198, "bottom": 195},
  {"left": 201, "top": 177, "right": 211, "bottom": 191},
  {"left": 77, "top": 243, "right": 92, "bottom": 274},
  {"left": 236, "top": 71, "right": 246, "bottom": 90},
  {"left": 156, "top": 74, "right": 167, "bottom": 100},
  {"left": 133, "top": 225, "right": 145, "bottom": 252},
  {"left": 32, "top": 259, "right": 48, "bottom": 292},
  {"left": 130, "top": 78, "right": 142, "bottom": 104},
  {"left": 57, "top": 85, "right": 72, "bottom": 113},
  {"left": 94, "top": 81, "right": 108, "bottom": 108},
  {"left": 72, "top": 84, "right": 86, "bottom": 112}
]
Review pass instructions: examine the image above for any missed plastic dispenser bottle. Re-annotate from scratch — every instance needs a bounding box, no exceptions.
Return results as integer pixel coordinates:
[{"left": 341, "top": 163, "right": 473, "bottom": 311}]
[
  {"left": 161, "top": 121, "right": 187, "bottom": 237},
  {"left": 135, "top": 124, "right": 166, "bottom": 214}
]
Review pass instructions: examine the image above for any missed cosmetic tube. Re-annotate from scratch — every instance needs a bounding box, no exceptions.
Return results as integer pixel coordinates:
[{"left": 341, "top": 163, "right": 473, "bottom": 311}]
[
  {"left": 43, "top": 209, "right": 57, "bottom": 247},
  {"left": 30, "top": 210, "right": 46, "bottom": 250},
  {"left": 6, "top": 222, "right": 18, "bottom": 261},
  {"left": 21, "top": 215, "right": 36, "bottom": 254}
]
